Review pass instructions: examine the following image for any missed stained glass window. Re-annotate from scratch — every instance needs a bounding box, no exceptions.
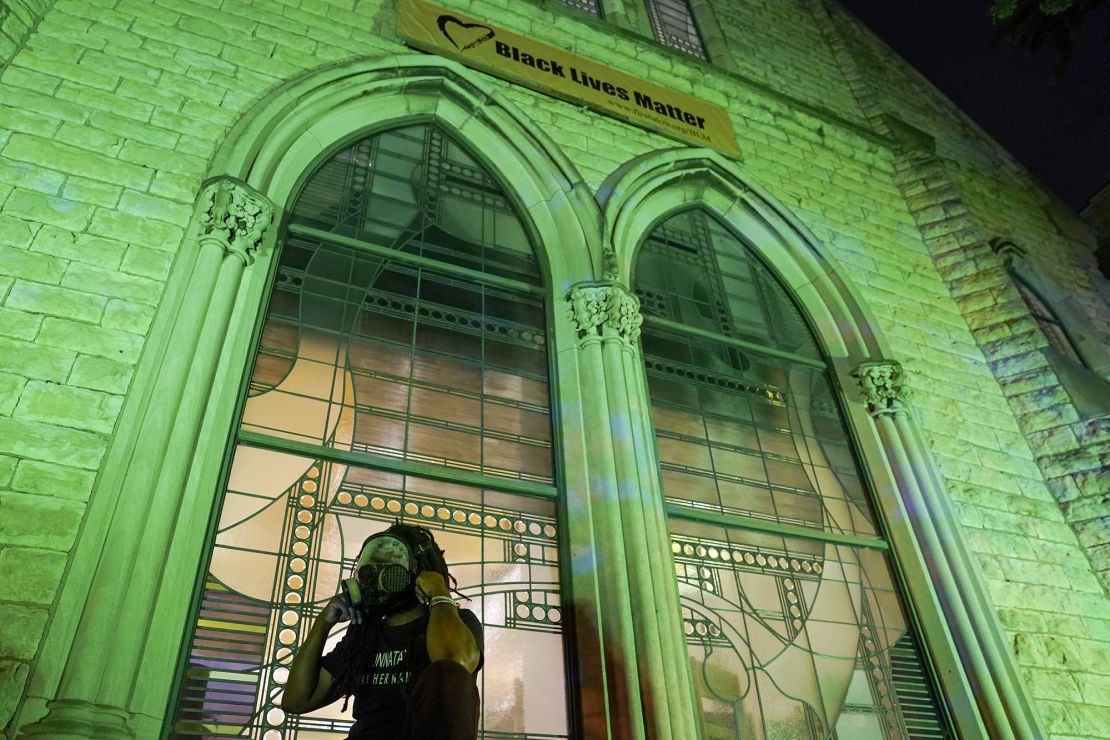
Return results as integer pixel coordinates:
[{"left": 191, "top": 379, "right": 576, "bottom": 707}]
[
  {"left": 552, "top": 0, "right": 602, "bottom": 17},
  {"left": 1014, "top": 279, "right": 1085, "bottom": 366},
  {"left": 635, "top": 210, "right": 953, "bottom": 739},
  {"left": 170, "top": 125, "right": 567, "bottom": 739},
  {"left": 644, "top": 0, "right": 708, "bottom": 59}
]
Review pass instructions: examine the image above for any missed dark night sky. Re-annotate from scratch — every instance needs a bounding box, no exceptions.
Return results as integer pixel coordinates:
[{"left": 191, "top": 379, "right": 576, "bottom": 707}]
[{"left": 836, "top": 0, "right": 1110, "bottom": 213}]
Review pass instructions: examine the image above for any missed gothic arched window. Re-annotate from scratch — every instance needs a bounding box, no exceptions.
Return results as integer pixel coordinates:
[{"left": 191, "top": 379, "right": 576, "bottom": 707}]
[
  {"left": 1013, "top": 278, "right": 1086, "bottom": 366},
  {"left": 169, "top": 124, "right": 568, "bottom": 739},
  {"left": 635, "top": 209, "right": 954, "bottom": 739}
]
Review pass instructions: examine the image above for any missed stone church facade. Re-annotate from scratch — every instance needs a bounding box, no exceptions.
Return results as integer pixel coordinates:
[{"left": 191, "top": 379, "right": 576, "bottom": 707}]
[{"left": 1, "top": 0, "right": 1108, "bottom": 738}]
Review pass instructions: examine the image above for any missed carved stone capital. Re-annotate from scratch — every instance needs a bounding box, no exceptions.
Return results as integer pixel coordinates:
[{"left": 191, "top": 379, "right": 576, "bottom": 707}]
[
  {"left": 566, "top": 282, "right": 643, "bottom": 350},
  {"left": 197, "top": 177, "right": 274, "bottom": 263},
  {"left": 851, "top": 361, "right": 909, "bottom": 416}
]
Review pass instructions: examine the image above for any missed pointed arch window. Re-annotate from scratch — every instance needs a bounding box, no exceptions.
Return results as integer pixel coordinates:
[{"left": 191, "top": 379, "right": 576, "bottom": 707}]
[
  {"left": 1013, "top": 278, "right": 1086, "bottom": 366},
  {"left": 169, "top": 124, "right": 569, "bottom": 738},
  {"left": 634, "top": 209, "right": 954, "bottom": 739},
  {"left": 645, "top": 0, "right": 708, "bottom": 59}
]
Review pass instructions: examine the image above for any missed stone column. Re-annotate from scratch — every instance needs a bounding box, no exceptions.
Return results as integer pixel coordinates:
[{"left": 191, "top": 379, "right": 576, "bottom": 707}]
[
  {"left": 850, "top": 361, "right": 1044, "bottom": 740},
  {"left": 20, "top": 178, "right": 275, "bottom": 739},
  {"left": 562, "top": 282, "right": 699, "bottom": 740}
]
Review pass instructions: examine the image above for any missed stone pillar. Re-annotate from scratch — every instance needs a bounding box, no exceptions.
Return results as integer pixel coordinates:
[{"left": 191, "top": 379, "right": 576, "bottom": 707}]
[
  {"left": 850, "top": 361, "right": 1044, "bottom": 740},
  {"left": 19, "top": 178, "right": 275, "bottom": 739},
  {"left": 562, "top": 281, "right": 699, "bottom": 740}
]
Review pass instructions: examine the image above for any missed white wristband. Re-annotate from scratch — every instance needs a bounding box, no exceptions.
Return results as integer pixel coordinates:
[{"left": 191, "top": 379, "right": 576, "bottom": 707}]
[{"left": 428, "top": 595, "right": 459, "bottom": 610}]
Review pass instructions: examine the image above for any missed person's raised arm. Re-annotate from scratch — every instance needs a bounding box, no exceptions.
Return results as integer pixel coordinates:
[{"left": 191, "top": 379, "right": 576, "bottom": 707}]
[
  {"left": 416, "top": 572, "right": 480, "bottom": 673},
  {"left": 281, "top": 597, "right": 350, "bottom": 714}
]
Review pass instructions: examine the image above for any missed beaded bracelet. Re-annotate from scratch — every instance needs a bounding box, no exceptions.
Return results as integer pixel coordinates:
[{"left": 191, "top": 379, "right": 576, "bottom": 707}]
[{"left": 428, "top": 595, "right": 459, "bottom": 610}]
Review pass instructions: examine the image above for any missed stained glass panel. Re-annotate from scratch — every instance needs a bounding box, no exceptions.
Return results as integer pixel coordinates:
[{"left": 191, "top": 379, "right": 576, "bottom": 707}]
[
  {"left": 669, "top": 519, "right": 950, "bottom": 740},
  {"left": 636, "top": 209, "right": 953, "bottom": 738},
  {"left": 644, "top": 325, "right": 874, "bottom": 538},
  {"left": 173, "top": 448, "right": 567, "bottom": 738},
  {"left": 172, "top": 123, "right": 565, "bottom": 738},
  {"left": 644, "top": 0, "right": 708, "bottom": 59}
]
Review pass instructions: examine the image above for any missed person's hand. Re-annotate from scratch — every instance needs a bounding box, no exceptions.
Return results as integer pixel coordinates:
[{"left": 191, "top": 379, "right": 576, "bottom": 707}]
[
  {"left": 414, "top": 571, "right": 450, "bottom": 604},
  {"left": 322, "top": 593, "right": 361, "bottom": 626}
]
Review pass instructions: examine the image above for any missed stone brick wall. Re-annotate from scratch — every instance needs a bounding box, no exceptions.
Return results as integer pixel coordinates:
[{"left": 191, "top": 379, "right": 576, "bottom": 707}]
[
  {"left": 705, "top": 0, "right": 866, "bottom": 124},
  {"left": 816, "top": 3, "right": 1110, "bottom": 733},
  {"left": 0, "top": 0, "right": 49, "bottom": 64},
  {"left": 1, "top": 0, "right": 1108, "bottom": 736}
]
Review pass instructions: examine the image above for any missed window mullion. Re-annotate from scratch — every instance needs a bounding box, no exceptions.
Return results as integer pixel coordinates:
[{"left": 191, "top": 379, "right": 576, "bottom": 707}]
[
  {"left": 643, "top": 314, "right": 827, "bottom": 369},
  {"left": 288, "top": 222, "right": 545, "bottom": 298},
  {"left": 236, "top": 429, "right": 559, "bottom": 501},
  {"left": 665, "top": 502, "right": 889, "bottom": 551}
]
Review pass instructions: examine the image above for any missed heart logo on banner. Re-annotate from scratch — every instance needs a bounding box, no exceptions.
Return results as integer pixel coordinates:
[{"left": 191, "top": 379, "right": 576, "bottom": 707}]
[{"left": 437, "top": 15, "right": 495, "bottom": 51}]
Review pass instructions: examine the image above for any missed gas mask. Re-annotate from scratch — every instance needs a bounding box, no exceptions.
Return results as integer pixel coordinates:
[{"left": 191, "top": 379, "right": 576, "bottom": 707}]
[{"left": 340, "top": 535, "right": 417, "bottom": 615}]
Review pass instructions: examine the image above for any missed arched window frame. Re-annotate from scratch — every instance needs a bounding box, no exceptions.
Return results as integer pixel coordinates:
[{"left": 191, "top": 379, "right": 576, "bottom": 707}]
[
  {"left": 992, "top": 237, "right": 1110, "bottom": 418},
  {"left": 599, "top": 149, "right": 1047, "bottom": 740},
  {"left": 632, "top": 204, "right": 956, "bottom": 736},
  {"left": 22, "top": 57, "right": 608, "bottom": 740}
]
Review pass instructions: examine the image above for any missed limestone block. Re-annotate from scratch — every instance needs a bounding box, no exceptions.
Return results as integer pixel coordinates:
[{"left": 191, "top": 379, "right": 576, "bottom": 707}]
[
  {"left": 1011, "top": 633, "right": 1082, "bottom": 670},
  {"left": 0, "top": 215, "right": 37, "bottom": 250},
  {"left": 6, "top": 281, "right": 107, "bottom": 323},
  {"left": 1024, "top": 667, "right": 1083, "bottom": 702},
  {"left": 11, "top": 459, "right": 95, "bottom": 502},
  {"left": 13, "top": 380, "right": 121, "bottom": 435},
  {"left": 0, "top": 373, "right": 25, "bottom": 416},
  {"left": 3, "top": 133, "right": 153, "bottom": 191},
  {"left": 0, "top": 336, "right": 75, "bottom": 383},
  {"left": 62, "top": 176, "right": 123, "bottom": 208},
  {"left": 53, "top": 123, "right": 123, "bottom": 157},
  {"left": 37, "top": 317, "right": 145, "bottom": 361},
  {"left": 67, "top": 354, "right": 132, "bottom": 394},
  {"left": 101, "top": 299, "right": 155, "bottom": 335},
  {"left": 61, "top": 262, "right": 162, "bottom": 305},
  {"left": 1073, "top": 519, "right": 1110, "bottom": 548},
  {"left": 148, "top": 172, "right": 200, "bottom": 204},
  {"left": 87, "top": 209, "right": 184, "bottom": 253},
  {"left": 30, "top": 225, "right": 127, "bottom": 270},
  {"left": 0, "top": 96, "right": 63, "bottom": 138},
  {"left": 0, "top": 604, "right": 48, "bottom": 660},
  {"left": 0, "top": 158, "right": 65, "bottom": 197},
  {"left": 0, "top": 547, "right": 67, "bottom": 603},
  {"left": 88, "top": 111, "right": 180, "bottom": 149},
  {"left": 0, "top": 245, "right": 65, "bottom": 285},
  {"left": 120, "top": 244, "right": 173, "bottom": 280},
  {"left": 0, "top": 417, "right": 105, "bottom": 470},
  {"left": 0, "top": 659, "right": 29, "bottom": 731},
  {"left": 0, "top": 457, "right": 14, "bottom": 489}
]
